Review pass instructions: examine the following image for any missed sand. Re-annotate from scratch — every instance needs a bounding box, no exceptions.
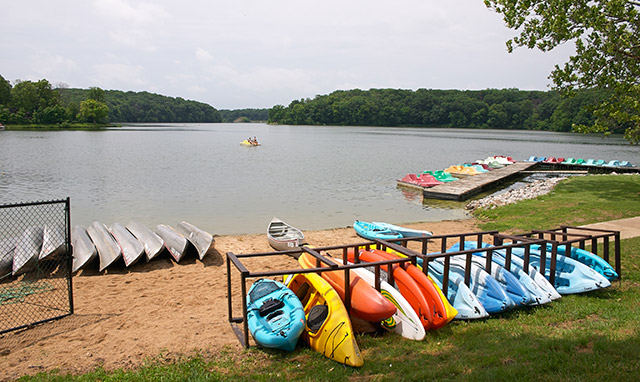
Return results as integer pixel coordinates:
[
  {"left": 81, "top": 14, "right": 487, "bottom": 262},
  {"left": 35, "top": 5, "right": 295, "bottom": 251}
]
[{"left": 0, "top": 219, "right": 478, "bottom": 380}]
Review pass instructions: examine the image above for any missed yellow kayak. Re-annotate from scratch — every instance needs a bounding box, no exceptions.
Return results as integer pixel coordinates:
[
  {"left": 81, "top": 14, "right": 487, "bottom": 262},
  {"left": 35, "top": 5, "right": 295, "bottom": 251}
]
[
  {"left": 378, "top": 247, "right": 458, "bottom": 324},
  {"left": 286, "top": 272, "right": 364, "bottom": 367},
  {"left": 240, "top": 140, "right": 261, "bottom": 146}
]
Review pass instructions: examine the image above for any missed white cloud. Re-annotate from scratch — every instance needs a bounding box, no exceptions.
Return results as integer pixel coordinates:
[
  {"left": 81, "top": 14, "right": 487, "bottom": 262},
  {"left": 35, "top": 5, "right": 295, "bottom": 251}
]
[
  {"left": 91, "top": 63, "right": 145, "bottom": 88},
  {"left": 195, "top": 48, "right": 214, "bottom": 63}
]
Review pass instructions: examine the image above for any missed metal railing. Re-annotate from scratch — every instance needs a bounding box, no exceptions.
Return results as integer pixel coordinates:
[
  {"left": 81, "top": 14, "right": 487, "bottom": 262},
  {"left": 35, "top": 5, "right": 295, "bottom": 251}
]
[{"left": 0, "top": 198, "right": 73, "bottom": 334}]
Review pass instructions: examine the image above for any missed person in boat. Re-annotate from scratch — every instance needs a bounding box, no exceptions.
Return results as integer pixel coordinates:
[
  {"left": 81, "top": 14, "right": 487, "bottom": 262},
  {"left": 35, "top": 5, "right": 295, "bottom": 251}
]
[{"left": 252, "top": 136, "right": 259, "bottom": 145}]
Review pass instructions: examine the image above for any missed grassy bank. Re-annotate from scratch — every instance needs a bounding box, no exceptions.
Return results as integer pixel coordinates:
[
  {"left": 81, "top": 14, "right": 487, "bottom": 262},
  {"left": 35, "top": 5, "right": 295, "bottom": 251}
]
[
  {"left": 475, "top": 174, "right": 640, "bottom": 232},
  {"left": 20, "top": 175, "right": 640, "bottom": 381},
  {"left": 3, "top": 123, "right": 118, "bottom": 130}
]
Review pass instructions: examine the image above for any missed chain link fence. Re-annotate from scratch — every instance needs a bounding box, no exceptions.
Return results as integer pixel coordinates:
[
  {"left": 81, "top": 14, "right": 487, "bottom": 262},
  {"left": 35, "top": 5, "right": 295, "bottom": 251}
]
[{"left": 0, "top": 198, "right": 73, "bottom": 334}]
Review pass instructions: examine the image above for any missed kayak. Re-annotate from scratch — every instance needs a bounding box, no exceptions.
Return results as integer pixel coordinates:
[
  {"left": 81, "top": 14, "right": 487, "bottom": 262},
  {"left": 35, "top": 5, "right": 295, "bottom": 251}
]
[
  {"left": 353, "top": 220, "right": 403, "bottom": 241},
  {"left": 347, "top": 261, "right": 426, "bottom": 340},
  {"left": 536, "top": 243, "right": 618, "bottom": 281},
  {"left": 285, "top": 272, "right": 363, "bottom": 367},
  {"left": 240, "top": 140, "right": 261, "bottom": 146},
  {"left": 378, "top": 247, "right": 487, "bottom": 320},
  {"left": 448, "top": 241, "right": 553, "bottom": 305},
  {"left": 298, "top": 252, "right": 397, "bottom": 322},
  {"left": 346, "top": 249, "right": 434, "bottom": 330},
  {"left": 371, "top": 222, "right": 432, "bottom": 238},
  {"left": 246, "top": 278, "right": 305, "bottom": 352}
]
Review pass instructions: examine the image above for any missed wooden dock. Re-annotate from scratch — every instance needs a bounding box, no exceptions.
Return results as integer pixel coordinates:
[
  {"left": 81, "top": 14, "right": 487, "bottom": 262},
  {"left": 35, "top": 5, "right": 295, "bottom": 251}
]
[{"left": 421, "top": 162, "right": 537, "bottom": 201}]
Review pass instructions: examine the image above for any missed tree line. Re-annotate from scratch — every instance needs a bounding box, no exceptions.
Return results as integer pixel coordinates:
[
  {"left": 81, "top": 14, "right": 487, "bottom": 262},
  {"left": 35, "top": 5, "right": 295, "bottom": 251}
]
[
  {"left": 267, "top": 88, "right": 617, "bottom": 133},
  {"left": 0, "top": 74, "right": 222, "bottom": 126},
  {"left": 218, "top": 108, "right": 269, "bottom": 123}
]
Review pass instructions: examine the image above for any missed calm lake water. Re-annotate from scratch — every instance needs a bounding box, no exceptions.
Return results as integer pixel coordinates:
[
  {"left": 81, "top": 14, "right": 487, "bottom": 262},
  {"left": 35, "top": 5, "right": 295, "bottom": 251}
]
[{"left": 1, "top": 124, "right": 638, "bottom": 235}]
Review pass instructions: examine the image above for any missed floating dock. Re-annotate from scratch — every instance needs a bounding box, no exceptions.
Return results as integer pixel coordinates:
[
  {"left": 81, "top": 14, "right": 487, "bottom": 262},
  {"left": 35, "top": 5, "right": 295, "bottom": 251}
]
[{"left": 421, "top": 162, "right": 537, "bottom": 201}]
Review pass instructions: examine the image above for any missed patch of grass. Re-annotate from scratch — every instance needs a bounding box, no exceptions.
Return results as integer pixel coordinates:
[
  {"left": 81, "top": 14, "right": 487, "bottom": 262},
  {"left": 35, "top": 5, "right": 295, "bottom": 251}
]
[{"left": 475, "top": 175, "right": 640, "bottom": 232}]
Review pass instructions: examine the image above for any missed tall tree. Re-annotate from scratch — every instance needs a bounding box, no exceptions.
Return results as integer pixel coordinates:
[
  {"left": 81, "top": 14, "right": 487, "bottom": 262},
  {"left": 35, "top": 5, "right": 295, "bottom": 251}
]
[
  {"left": 0, "top": 74, "right": 11, "bottom": 105},
  {"left": 484, "top": 0, "right": 640, "bottom": 143}
]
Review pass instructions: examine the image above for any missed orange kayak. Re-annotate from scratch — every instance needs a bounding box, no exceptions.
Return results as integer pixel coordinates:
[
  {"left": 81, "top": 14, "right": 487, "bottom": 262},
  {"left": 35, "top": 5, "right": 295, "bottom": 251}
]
[
  {"left": 359, "top": 249, "right": 455, "bottom": 329},
  {"left": 347, "top": 249, "right": 433, "bottom": 330},
  {"left": 298, "top": 252, "right": 396, "bottom": 322}
]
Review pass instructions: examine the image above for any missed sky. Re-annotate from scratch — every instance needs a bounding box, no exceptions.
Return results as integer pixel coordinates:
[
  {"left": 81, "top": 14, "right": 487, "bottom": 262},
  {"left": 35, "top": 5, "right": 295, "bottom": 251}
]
[{"left": 0, "top": 0, "right": 575, "bottom": 110}]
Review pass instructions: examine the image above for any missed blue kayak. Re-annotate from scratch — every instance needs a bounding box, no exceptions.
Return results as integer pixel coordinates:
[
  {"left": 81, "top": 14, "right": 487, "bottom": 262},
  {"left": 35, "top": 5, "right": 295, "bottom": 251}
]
[
  {"left": 247, "top": 278, "right": 306, "bottom": 352},
  {"left": 423, "top": 256, "right": 515, "bottom": 314},
  {"left": 449, "top": 241, "right": 554, "bottom": 305},
  {"left": 508, "top": 246, "right": 611, "bottom": 294},
  {"left": 372, "top": 222, "right": 433, "bottom": 238},
  {"left": 448, "top": 243, "right": 534, "bottom": 306},
  {"left": 353, "top": 220, "right": 403, "bottom": 241},
  {"left": 535, "top": 243, "right": 618, "bottom": 281}
]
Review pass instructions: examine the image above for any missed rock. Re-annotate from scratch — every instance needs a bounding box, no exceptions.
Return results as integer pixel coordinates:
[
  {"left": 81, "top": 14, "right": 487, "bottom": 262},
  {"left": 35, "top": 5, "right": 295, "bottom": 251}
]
[{"left": 466, "top": 177, "right": 567, "bottom": 211}]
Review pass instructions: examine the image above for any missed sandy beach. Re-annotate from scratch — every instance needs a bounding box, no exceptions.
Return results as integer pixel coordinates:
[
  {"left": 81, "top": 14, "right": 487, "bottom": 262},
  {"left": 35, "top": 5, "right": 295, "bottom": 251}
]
[{"left": 0, "top": 219, "right": 478, "bottom": 380}]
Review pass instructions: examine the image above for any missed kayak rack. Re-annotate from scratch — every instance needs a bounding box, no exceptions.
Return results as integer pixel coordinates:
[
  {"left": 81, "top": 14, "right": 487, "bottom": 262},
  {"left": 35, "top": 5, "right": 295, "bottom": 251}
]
[
  {"left": 225, "top": 228, "right": 595, "bottom": 347},
  {"left": 510, "top": 226, "right": 622, "bottom": 280}
]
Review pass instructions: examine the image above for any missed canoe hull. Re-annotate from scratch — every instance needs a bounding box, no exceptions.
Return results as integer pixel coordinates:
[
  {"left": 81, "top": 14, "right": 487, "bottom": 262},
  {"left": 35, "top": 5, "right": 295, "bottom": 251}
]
[
  {"left": 109, "top": 223, "right": 145, "bottom": 267},
  {"left": 176, "top": 221, "right": 213, "bottom": 260},
  {"left": 267, "top": 217, "right": 305, "bottom": 251},
  {"left": 155, "top": 224, "right": 188, "bottom": 262},
  {"left": 71, "top": 225, "right": 97, "bottom": 272},
  {"left": 126, "top": 221, "right": 164, "bottom": 261},
  {"left": 86, "top": 222, "right": 122, "bottom": 272}
]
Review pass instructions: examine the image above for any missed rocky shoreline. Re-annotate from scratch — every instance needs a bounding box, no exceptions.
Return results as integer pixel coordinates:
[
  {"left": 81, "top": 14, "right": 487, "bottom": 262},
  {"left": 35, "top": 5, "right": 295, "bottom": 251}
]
[{"left": 466, "top": 176, "right": 567, "bottom": 211}]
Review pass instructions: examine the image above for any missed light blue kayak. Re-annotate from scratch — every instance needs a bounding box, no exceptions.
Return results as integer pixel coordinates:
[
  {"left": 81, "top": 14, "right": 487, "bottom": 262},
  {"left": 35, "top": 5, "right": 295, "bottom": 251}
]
[
  {"left": 423, "top": 256, "right": 515, "bottom": 314},
  {"left": 247, "top": 278, "right": 306, "bottom": 352},
  {"left": 450, "top": 241, "right": 555, "bottom": 305},
  {"left": 509, "top": 246, "right": 611, "bottom": 294},
  {"left": 418, "top": 257, "right": 488, "bottom": 319},
  {"left": 448, "top": 243, "right": 535, "bottom": 306},
  {"left": 372, "top": 222, "right": 433, "bottom": 238},
  {"left": 353, "top": 220, "right": 403, "bottom": 241},
  {"left": 535, "top": 243, "right": 618, "bottom": 281}
]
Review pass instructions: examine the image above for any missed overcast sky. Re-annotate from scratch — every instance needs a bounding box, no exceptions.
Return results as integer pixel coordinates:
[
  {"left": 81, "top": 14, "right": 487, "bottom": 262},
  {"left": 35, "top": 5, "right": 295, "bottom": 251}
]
[{"left": 0, "top": 0, "right": 574, "bottom": 109}]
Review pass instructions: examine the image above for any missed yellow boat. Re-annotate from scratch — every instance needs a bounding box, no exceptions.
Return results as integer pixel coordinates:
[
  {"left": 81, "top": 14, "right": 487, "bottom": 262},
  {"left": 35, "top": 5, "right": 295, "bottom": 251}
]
[
  {"left": 444, "top": 165, "right": 480, "bottom": 175},
  {"left": 240, "top": 139, "right": 261, "bottom": 146},
  {"left": 376, "top": 247, "right": 458, "bottom": 323},
  {"left": 286, "top": 272, "right": 364, "bottom": 367}
]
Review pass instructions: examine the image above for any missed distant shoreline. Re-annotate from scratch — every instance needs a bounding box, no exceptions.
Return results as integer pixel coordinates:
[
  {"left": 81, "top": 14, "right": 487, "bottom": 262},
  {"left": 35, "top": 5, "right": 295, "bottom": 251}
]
[{"left": 2, "top": 123, "right": 120, "bottom": 130}]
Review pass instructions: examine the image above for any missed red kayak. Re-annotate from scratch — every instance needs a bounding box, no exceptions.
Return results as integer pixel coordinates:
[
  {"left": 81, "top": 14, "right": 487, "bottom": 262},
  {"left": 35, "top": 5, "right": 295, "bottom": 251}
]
[
  {"left": 347, "top": 248, "right": 433, "bottom": 330},
  {"left": 363, "top": 249, "right": 454, "bottom": 329},
  {"left": 298, "top": 252, "right": 397, "bottom": 322}
]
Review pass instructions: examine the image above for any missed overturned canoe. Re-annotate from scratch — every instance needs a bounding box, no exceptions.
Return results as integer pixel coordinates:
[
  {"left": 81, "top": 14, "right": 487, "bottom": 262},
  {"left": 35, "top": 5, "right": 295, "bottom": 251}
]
[
  {"left": 87, "top": 221, "right": 122, "bottom": 272},
  {"left": 109, "top": 223, "right": 145, "bottom": 267},
  {"left": 155, "top": 224, "right": 188, "bottom": 262},
  {"left": 71, "top": 225, "right": 97, "bottom": 272},
  {"left": 1, "top": 237, "right": 16, "bottom": 276},
  {"left": 176, "top": 221, "right": 213, "bottom": 260},
  {"left": 126, "top": 221, "right": 164, "bottom": 261},
  {"left": 13, "top": 226, "right": 44, "bottom": 276},
  {"left": 40, "top": 224, "right": 66, "bottom": 261},
  {"left": 267, "top": 217, "right": 305, "bottom": 251}
]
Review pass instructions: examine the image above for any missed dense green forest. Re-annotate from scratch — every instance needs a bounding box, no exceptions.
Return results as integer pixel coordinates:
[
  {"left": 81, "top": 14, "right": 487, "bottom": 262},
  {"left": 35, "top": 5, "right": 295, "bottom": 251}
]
[
  {"left": 0, "top": 74, "right": 221, "bottom": 126},
  {"left": 58, "top": 88, "right": 221, "bottom": 123},
  {"left": 268, "top": 88, "right": 618, "bottom": 133},
  {"left": 218, "top": 108, "right": 269, "bottom": 123}
]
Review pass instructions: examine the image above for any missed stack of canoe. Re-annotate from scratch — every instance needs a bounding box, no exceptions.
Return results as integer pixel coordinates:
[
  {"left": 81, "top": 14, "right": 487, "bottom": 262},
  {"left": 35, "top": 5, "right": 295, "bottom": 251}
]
[
  {"left": 72, "top": 220, "right": 214, "bottom": 273},
  {"left": 2, "top": 224, "right": 67, "bottom": 277}
]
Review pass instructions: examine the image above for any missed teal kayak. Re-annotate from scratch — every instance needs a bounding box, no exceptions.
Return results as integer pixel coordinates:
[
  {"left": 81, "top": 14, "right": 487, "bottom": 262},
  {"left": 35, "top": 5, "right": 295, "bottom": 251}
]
[{"left": 353, "top": 220, "right": 403, "bottom": 241}]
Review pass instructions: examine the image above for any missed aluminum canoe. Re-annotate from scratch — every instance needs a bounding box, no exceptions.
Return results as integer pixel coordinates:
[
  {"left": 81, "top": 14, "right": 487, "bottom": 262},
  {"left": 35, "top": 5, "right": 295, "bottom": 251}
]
[
  {"left": 109, "top": 223, "right": 144, "bottom": 267},
  {"left": 267, "top": 217, "right": 305, "bottom": 251},
  {"left": 1, "top": 237, "right": 16, "bottom": 276},
  {"left": 126, "top": 221, "right": 164, "bottom": 261},
  {"left": 86, "top": 221, "right": 122, "bottom": 271},
  {"left": 155, "top": 224, "right": 188, "bottom": 262},
  {"left": 13, "top": 226, "right": 44, "bottom": 276},
  {"left": 39, "top": 224, "right": 66, "bottom": 261},
  {"left": 71, "top": 225, "right": 97, "bottom": 272},
  {"left": 176, "top": 221, "right": 213, "bottom": 260}
]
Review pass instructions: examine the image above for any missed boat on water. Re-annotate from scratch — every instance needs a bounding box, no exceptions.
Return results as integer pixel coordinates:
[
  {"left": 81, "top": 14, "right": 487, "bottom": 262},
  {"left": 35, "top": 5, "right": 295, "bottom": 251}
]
[
  {"left": 39, "top": 224, "right": 66, "bottom": 261},
  {"left": 246, "top": 278, "right": 306, "bottom": 352},
  {"left": 240, "top": 139, "right": 261, "bottom": 146},
  {"left": 109, "top": 223, "right": 145, "bottom": 267},
  {"left": 71, "top": 225, "right": 97, "bottom": 272},
  {"left": 298, "top": 252, "right": 397, "bottom": 322},
  {"left": 353, "top": 220, "right": 403, "bottom": 241},
  {"left": 267, "top": 217, "right": 305, "bottom": 251},
  {"left": 423, "top": 170, "right": 459, "bottom": 182},
  {"left": 126, "top": 221, "right": 164, "bottom": 261},
  {"left": 13, "top": 226, "right": 44, "bottom": 276},
  {"left": 397, "top": 174, "right": 443, "bottom": 188},
  {"left": 285, "top": 272, "right": 364, "bottom": 367},
  {"left": 87, "top": 221, "right": 122, "bottom": 271},
  {"left": 155, "top": 224, "right": 188, "bottom": 262},
  {"left": 372, "top": 222, "right": 432, "bottom": 238},
  {"left": 176, "top": 221, "right": 213, "bottom": 260}
]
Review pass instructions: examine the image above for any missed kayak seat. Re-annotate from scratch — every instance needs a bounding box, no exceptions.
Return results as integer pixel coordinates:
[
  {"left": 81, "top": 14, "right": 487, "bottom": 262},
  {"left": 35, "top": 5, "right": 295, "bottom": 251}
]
[
  {"left": 259, "top": 298, "right": 285, "bottom": 317},
  {"left": 307, "top": 304, "right": 329, "bottom": 333}
]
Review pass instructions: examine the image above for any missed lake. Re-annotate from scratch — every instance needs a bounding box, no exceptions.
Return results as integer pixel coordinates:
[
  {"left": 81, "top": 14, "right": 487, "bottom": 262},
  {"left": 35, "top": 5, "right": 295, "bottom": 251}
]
[{"left": 0, "top": 124, "right": 638, "bottom": 235}]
